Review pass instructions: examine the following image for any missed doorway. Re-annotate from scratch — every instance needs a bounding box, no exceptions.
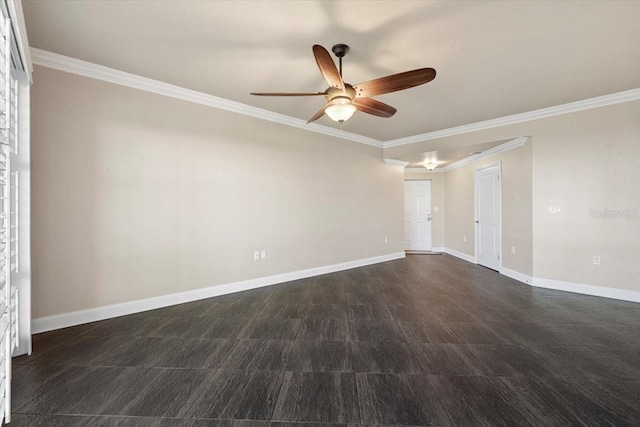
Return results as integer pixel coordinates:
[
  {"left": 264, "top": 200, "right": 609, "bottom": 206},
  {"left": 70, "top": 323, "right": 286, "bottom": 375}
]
[
  {"left": 404, "top": 180, "right": 432, "bottom": 251},
  {"left": 474, "top": 162, "right": 501, "bottom": 270}
]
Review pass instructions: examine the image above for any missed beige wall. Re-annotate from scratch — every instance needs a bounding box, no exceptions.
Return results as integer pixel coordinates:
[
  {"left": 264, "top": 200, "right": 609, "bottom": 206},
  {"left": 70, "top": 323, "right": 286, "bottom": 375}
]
[
  {"left": 31, "top": 66, "right": 405, "bottom": 318},
  {"left": 30, "top": 64, "right": 640, "bottom": 318},
  {"left": 531, "top": 104, "right": 640, "bottom": 291},
  {"left": 404, "top": 172, "right": 445, "bottom": 249},
  {"left": 386, "top": 100, "right": 640, "bottom": 293},
  {"left": 443, "top": 142, "right": 533, "bottom": 276}
]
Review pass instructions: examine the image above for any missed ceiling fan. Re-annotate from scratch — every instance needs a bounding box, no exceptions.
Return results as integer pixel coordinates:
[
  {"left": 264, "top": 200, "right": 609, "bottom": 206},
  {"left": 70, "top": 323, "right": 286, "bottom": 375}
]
[{"left": 251, "top": 44, "right": 436, "bottom": 125}]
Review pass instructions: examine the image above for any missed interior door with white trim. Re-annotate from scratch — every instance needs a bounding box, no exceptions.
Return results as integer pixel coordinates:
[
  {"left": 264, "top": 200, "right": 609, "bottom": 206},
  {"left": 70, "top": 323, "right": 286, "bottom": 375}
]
[
  {"left": 475, "top": 164, "right": 501, "bottom": 270},
  {"left": 404, "top": 180, "right": 432, "bottom": 251}
]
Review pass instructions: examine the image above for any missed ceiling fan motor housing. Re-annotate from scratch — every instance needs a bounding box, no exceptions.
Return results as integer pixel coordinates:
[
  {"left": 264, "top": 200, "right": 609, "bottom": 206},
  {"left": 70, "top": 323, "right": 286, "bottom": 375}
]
[{"left": 326, "top": 85, "right": 356, "bottom": 102}]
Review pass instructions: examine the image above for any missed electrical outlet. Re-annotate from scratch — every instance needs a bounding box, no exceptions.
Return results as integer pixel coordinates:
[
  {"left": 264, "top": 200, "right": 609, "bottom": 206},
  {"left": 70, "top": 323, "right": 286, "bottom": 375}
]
[
  {"left": 384, "top": 237, "right": 388, "bottom": 243},
  {"left": 260, "top": 250, "right": 267, "bottom": 259},
  {"left": 511, "top": 246, "right": 516, "bottom": 254},
  {"left": 593, "top": 256, "right": 601, "bottom": 266},
  {"left": 463, "top": 236, "right": 467, "bottom": 242},
  {"left": 434, "top": 206, "right": 439, "bottom": 212},
  {"left": 253, "top": 251, "right": 260, "bottom": 261}
]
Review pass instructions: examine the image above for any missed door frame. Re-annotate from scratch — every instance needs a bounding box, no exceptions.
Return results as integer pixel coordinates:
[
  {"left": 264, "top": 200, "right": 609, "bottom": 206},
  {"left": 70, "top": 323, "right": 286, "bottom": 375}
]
[
  {"left": 474, "top": 161, "right": 502, "bottom": 270},
  {"left": 404, "top": 179, "right": 433, "bottom": 251}
]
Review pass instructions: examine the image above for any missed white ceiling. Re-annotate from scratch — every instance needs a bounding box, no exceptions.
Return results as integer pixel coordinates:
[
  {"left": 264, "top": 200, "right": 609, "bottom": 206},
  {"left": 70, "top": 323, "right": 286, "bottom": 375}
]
[
  {"left": 23, "top": 0, "right": 640, "bottom": 143},
  {"left": 402, "top": 139, "right": 511, "bottom": 169}
]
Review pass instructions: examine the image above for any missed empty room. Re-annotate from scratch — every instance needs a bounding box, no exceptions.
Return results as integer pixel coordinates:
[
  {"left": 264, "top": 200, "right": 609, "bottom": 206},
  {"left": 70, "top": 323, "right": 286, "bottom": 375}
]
[{"left": 0, "top": 0, "right": 638, "bottom": 425}]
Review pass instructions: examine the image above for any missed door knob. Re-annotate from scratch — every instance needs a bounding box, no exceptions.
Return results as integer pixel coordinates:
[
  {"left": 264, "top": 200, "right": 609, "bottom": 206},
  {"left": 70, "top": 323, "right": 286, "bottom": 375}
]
[{"left": 474, "top": 220, "right": 479, "bottom": 224}]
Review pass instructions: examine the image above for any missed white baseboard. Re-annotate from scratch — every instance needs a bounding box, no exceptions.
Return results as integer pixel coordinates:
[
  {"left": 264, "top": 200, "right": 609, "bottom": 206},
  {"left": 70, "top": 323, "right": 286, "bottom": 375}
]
[
  {"left": 500, "top": 267, "right": 532, "bottom": 285},
  {"left": 32, "top": 251, "right": 406, "bottom": 334},
  {"left": 432, "top": 247, "right": 445, "bottom": 253},
  {"left": 443, "top": 247, "right": 477, "bottom": 264},
  {"left": 442, "top": 249, "right": 638, "bottom": 304},
  {"left": 532, "top": 277, "right": 640, "bottom": 303}
]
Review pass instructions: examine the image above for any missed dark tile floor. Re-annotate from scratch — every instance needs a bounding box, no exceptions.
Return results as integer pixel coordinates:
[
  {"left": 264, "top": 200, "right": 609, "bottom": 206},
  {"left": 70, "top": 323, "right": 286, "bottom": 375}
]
[{"left": 10, "top": 254, "right": 640, "bottom": 426}]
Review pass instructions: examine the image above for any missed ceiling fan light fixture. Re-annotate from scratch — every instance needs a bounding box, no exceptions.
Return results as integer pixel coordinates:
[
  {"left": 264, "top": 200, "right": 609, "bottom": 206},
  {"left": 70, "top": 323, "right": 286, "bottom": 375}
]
[
  {"left": 325, "top": 103, "right": 356, "bottom": 123},
  {"left": 423, "top": 162, "right": 438, "bottom": 171},
  {"left": 251, "top": 43, "right": 436, "bottom": 126}
]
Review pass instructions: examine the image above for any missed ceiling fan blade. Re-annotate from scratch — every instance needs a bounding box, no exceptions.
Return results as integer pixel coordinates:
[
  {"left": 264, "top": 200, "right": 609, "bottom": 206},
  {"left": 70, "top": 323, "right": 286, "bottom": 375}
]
[
  {"left": 313, "top": 45, "right": 345, "bottom": 91},
  {"left": 250, "top": 92, "right": 327, "bottom": 96},
  {"left": 354, "top": 68, "right": 436, "bottom": 98},
  {"left": 353, "top": 98, "right": 397, "bottom": 118},
  {"left": 307, "top": 102, "right": 331, "bottom": 124}
]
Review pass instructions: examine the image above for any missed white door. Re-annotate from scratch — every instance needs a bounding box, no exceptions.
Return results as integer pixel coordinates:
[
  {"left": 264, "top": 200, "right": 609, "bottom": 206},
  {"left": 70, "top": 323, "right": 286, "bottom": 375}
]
[
  {"left": 404, "top": 180, "right": 432, "bottom": 251},
  {"left": 475, "top": 163, "right": 501, "bottom": 270}
]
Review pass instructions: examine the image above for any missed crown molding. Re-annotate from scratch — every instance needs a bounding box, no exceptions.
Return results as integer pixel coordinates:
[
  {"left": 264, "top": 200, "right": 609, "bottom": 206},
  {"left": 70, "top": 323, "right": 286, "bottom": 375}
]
[
  {"left": 404, "top": 168, "right": 444, "bottom": 174},
  {"left": 441, "top": 136, "right": 527, "bottom": 172},
  {"left": 31, "top": 49, "right": 639, "bottom": 151},
  {"left": 383, "top": 88, "right": 640, "bottom": 148},
  {"left": 397, "top": 136, "right": 526, "bottom": 174},
  {"left": 383, "top": 159, "right": 409, "bottom": 168},
  {"left": 30, "top": 48, "right": 383, "bottom": 148}
]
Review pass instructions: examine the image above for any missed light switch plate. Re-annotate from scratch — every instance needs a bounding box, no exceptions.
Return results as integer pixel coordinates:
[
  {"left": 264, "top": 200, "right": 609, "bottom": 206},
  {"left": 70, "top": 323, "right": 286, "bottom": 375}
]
[{"left": 547, "top": 205, "right": 561, "bottom": 214}]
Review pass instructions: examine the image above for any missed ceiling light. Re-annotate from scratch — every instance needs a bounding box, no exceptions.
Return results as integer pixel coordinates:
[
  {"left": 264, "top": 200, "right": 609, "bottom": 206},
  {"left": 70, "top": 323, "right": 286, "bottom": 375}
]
[
  {"left": 325, "top": 104, "right": 356, "bottom": 123},
  {"left": 423, "top": 162, "right": 438, "bottom": 171},
  {"left": 325, "top": 96, "right": 356, "bottom": 123}
]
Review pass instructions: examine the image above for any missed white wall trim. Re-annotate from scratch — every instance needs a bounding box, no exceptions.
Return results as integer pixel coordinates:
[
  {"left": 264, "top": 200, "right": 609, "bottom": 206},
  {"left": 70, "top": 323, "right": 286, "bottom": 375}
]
[
  {"left": 532, "top": 277, "right": 640, "bottom": 303},
  {"left": 30, "top": 48, "right": 383, "bottom": 148},
  {"left": 31, "top": 49, "right": 640, "bottom": 152},
  {"left": 443, "top": 252, "right": 639, "bottom": 304},
  {"left": 32, "top": 251, "right": 405, "bottom": 334},
  {"left": 474, "top": 160, "right": 502, "bottom": 172},
  {"left": 383, "top": 158, "right": 409, "bottom": 168},
  {"left": 397, "top": 137, "right": 526, "bottom": 174},
  {"left": 500, "top": 267, "right": 532, "bottom": 285},
  {"left": 443, "top": 247, "right": 477, "bottom": 264},
  {"left": 383, "top": 89, "right": 640, "bottom": 148},
  {"left": 442, "top": 137, "right": 526, "bottom": 172},
  {"left": 404, "top": 168, "right": 444, "bottom": 174},
  {"left": 432, "top": 247, "right": 445, "bottom": 253}
]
